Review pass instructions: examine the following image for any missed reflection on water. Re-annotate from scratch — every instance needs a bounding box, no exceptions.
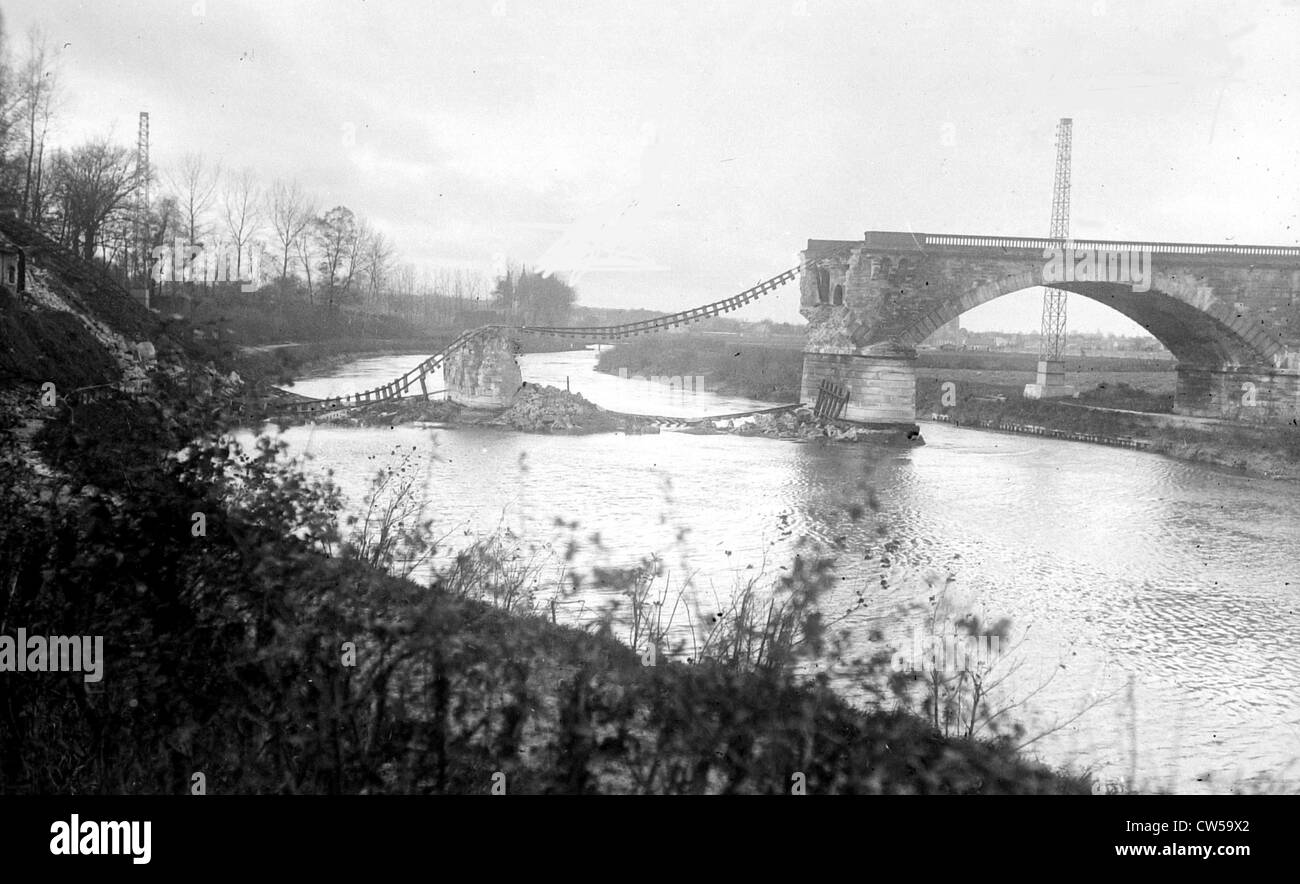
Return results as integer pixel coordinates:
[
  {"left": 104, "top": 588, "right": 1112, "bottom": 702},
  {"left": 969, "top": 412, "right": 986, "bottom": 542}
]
[{"left": 250, "top": 347, "right": 1300, "bottom": 794}]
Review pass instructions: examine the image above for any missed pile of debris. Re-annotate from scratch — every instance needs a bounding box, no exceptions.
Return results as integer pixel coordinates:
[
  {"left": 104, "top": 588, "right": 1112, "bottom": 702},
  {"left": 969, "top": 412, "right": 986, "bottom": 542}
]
[
  {"left": 496, "top": 383, "right": 652, "bottom": 434},
  {"left": 714, "top": 406, "right": 921, "bottom": 444}
]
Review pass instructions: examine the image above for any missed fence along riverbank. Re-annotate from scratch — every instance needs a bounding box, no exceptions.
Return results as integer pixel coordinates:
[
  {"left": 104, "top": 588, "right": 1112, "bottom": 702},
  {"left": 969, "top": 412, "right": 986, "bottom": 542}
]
[{"left": 925, "top": 412, "right": 1151, "bottom": 450}]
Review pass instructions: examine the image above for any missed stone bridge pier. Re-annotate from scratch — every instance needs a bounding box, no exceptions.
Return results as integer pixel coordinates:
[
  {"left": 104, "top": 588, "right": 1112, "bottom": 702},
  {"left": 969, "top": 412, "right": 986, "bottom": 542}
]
[
  {"left": 800, "top": 231, "right": 1300, "bottom": 427},
  {"left": 444, "top": 326, "right": 523, "bottom": 408}
]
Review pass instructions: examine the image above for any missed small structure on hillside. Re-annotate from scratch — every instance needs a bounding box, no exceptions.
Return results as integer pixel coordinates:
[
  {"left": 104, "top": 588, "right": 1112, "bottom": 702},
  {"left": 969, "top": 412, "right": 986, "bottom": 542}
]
[{"left": 0, "top": 231, "right": 26, "bottom": 293}]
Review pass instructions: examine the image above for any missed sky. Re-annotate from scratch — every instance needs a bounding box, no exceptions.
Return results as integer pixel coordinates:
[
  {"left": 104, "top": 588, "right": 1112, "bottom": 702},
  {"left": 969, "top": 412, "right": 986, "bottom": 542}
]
[{"left": 6, "top": 0, "right": 1298, "bottom": 333}]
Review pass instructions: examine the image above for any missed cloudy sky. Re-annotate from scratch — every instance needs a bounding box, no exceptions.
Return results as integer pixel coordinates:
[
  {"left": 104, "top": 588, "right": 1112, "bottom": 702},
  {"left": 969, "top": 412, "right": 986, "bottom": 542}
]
[{"left": 7, "top": 0, "right": 1299, "bottom": 332}]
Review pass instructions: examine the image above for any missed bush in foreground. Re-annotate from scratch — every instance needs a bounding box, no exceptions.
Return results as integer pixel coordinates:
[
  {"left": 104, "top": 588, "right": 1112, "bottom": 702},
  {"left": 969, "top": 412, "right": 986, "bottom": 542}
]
[{"left": 0, "top": 391, "right": 1086, "bottom": 794}]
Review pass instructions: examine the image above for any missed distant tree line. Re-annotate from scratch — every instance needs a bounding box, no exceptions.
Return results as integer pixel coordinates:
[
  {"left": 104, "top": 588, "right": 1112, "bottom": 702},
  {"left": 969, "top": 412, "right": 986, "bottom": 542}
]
[{"left": 0, "top": 12, "right": 576, "bottom": 330}]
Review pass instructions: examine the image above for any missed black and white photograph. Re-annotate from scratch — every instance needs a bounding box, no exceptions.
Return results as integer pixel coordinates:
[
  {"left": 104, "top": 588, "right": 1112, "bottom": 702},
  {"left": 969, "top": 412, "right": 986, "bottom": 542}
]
[{"left": 0, "top": 0, "right": 1295, "bottom": 865}]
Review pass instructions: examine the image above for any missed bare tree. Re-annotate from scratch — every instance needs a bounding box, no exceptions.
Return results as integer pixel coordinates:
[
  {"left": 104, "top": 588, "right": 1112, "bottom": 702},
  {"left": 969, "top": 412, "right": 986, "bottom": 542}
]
[
  {"left": 50, "top": 135, "right": 136, "bottom": 262},
  {"left": 220, "top": 166, "right": 260, "bottom": 279},
  {"left": 147, "top": 194, "right": 183, "bottom": 285},
  {"left": 167, "top": 152, "right": 221, "bottom": 283},
  {"left": 341, "top": 214, "right": 370, "bottom": 301},
  {"left": 266, "top": 179, "right": 314, "bottom": 290},
  {"left": 295, "top": 222, "right": 318, "bottom": 305},
  {"left": 362, "top": 227, "right": 396, "bottom": 307},
  {"left": 394, "top": 262, "right": 418, "bottom": 299},
  {"left": 313, "top": 205, "right": 357, "bottom": 307},
  {"left": 15, "top": 26, "right": 60, "bottom": 224},
  {"left": 0, "top": 16, "right": 18, "bottom": 201}
]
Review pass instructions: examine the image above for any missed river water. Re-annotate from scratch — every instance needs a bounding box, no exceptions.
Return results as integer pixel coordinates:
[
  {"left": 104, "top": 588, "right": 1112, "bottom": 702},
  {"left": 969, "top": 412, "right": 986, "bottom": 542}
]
[{"left": 252, "top": 347, "right": 1300, "bottom": 794}]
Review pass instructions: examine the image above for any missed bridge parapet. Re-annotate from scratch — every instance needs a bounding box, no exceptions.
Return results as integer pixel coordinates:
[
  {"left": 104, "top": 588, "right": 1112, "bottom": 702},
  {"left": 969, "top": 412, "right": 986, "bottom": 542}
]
[{"left": 866, "top": 231, "right": 1300, "bottom": 262}]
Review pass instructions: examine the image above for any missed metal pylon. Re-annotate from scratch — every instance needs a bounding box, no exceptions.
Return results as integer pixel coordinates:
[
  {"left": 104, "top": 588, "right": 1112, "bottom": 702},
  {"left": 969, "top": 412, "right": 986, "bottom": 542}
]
[
  {"left": 136, "top": 112, "right": 150, "bottom": 287},
  {"left": 1040, "top": 118, "right": 1071, "bottom": 359}
]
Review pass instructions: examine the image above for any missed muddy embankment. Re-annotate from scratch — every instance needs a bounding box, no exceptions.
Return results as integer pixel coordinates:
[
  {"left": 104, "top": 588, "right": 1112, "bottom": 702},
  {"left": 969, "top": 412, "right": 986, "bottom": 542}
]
[{"left": 922, "top": 392, "right": 1300, "bottom": 482}]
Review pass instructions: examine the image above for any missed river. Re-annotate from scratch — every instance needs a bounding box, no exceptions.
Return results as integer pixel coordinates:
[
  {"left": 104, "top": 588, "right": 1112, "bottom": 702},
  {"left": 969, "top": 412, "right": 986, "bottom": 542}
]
[{"left": 249, "top": 346, "right": 1300, "bottom": 794}]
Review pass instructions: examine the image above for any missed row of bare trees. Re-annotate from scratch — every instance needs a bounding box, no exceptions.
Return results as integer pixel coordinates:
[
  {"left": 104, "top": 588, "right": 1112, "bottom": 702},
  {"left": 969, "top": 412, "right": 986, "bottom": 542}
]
[
  {"left": 0, "top": 21, "right": 144, "bottom": 266},
  {"left": 0, "top": 13, "right": 510, "bottom": 326},
  {"left": 0, "top": 21, "right": 59, "bottom": 229},
  {"left": 147, "top": 156, "right": 401, "bottom": 309}
]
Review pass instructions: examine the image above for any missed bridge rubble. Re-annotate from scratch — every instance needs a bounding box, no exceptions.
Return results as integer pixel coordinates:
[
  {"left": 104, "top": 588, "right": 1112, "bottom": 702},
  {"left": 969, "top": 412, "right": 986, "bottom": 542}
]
[
  {"left": 496, "top": 383, "right": 653, "bottom": 433},
  {"left": 713, "top": 406, "right": 922, "bottom": 444}
]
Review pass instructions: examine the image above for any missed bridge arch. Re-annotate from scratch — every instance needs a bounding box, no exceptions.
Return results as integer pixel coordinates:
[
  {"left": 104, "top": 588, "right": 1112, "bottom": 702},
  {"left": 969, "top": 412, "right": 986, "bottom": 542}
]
[
  {"left": 893, "top": 270, "right": 1284, "bottom": 367},
  {"left": 807, "top": 232, "right": 1300, "bottom": 425}
]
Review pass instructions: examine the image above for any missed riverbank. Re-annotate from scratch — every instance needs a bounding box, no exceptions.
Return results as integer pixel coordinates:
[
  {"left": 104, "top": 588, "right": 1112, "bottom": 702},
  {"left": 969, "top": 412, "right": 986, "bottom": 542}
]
[
  {"left": 917, "top": 378, "right": 1300, "bottom": 481},
  {"left": 235, "top": 333, "right": 590, "bottom": 391},
  {"left": 594, "top": 335, "right": 803, "bottom": 402},
  {"left": 0, "top": 383, "right": 1091, "bottom": 794},
  {"left": 593, "top": 337, "right": 1179, "bottom": 406},
  {"left": 233, "top": 337, "right": 452, "bottom": 388},
  {"left": 924, "top": 412, "right": 1151, "bottom": 450}
]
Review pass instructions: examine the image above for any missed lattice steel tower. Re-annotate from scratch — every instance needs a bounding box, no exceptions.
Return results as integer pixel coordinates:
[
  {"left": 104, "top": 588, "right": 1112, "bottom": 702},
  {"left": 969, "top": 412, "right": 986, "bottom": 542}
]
[
  {"left": 1040, "top": 117, "right": 1071, "bottom": 359},
  {"left": 136, "top": 112, "right": 150, "bottom": 290}
]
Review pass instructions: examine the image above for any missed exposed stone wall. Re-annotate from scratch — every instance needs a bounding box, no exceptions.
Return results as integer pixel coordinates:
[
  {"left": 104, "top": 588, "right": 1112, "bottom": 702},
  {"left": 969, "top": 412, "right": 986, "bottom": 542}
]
[
  {"left": 801, "top": 351, "right": 916, "bottom": 426},
  {"left": 799, "top": 243, "right": 870, "bottom": 355},
  {"left": 1175, "top": 365, "right": 1300, "bottom": 423},
  {"left": 444, "top": 327, "right": 522, "bottom": 408}
]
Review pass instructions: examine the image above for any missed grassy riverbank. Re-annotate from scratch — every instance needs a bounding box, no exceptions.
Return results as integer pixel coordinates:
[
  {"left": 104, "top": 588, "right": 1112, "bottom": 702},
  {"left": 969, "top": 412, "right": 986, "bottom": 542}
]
[
  {"left": 595, "top": 336, "right": 1178, "bottom": 405},
  {"left": 595, "top": 335, "right": 803, "bottom": 402},
  {"left": 0, "top": 373, "right": 1096, "bottom": 794},
  {"left": 914, "top": 350, "right": 1177, "bottom": 400},
  {"left": 234, "top": 338, "right": 454, "bottom": 387}
]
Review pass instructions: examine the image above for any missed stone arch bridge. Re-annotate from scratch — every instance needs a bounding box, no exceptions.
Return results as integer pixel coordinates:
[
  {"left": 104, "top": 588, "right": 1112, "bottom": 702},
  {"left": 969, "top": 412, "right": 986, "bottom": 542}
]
[
  {"left": 801, "top": 231, "right": 1300, "bottom": 426},
  {"left": 273, "top": 230, "right": 1300, "bottom": 429}
]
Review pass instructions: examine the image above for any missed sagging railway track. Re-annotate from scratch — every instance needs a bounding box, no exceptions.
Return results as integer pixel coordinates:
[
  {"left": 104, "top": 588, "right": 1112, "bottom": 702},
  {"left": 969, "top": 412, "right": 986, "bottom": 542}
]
[{"left": 269, "top": 263, "right": 805, "bottom": 418}]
